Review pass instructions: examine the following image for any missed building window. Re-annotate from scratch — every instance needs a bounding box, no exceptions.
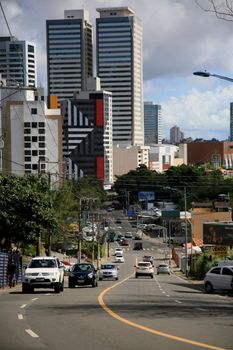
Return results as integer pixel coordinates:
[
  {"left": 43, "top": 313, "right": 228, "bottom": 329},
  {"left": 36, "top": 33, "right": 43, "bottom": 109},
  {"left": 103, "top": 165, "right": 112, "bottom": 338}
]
[
  {"left": 24, "top": 129, "right": 31, "bottom": 134},
  {"left": 32, "top": 150, "right": 38, "bottom": 156},
  {"left": 32, "top": 122, "right": 37, "bottom": 128},
  {"left": 41, "top": 164, "right": 46, "bottom": 170},
  {"left": 24, "top": 136, "right": 31, "bottom": 142},
  {"left": 32, "top": 136, "right": 38, "bottom": 142},
  {"left": 24, "top": 150, "right": 31, "bottom": 155},
  {"left": 24, "top": 157, "right": 31, "bottom": 162},
  {"left": 31, "top": 108, "right": 37, "bottom": 114},
  {"left": 24, "top": 143, "right": 31, "bottom": 148},
  {"left": 39, "top": 156, "right": 46, "bottom": 162},
  {"left": 39, "top": 129, "right": 45, "bottom": 134},
  {"left": 39, "top": 150, "right": 46, "bottom": 155},
  {"left": 32, "top": 164, "right": 38, "bottom": 170},
  {"left": 39, "top": 122, "right": 45, "bottom": 127},
  {"left": 39, "top": 143, "right": 46, "bottom": 148},
  {"left": 25, "top": 164, "right": 31, "bottom": 169},
  {"left": 24, "top": 122, "right": 30, "bottom": 127},
  {"left": 39, "top": 136, "right": 45, "bottom": 141}
]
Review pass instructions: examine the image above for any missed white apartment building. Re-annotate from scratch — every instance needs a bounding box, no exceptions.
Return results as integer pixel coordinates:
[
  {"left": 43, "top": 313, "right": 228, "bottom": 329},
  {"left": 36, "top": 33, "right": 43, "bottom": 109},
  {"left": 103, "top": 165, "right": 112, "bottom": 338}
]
[
  {"left": 46, "top": 9, "right": 93, "bottom": 103},
  {"left": 96, "top": 7, "right": 144, "bottom": 146},
  {"left": 149, "top": 144, "right": 185, "bottom": 173},
  {"left": 2, "top": 88, "right": 62, "bottom": 187},
  {"left": 0, "top": 37, "right": 37, "bottom": 87}
]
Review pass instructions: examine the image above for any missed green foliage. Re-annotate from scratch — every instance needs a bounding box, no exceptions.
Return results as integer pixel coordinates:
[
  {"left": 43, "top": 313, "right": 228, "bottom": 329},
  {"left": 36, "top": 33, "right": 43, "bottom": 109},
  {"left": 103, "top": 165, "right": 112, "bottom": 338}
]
[{"left": 0, "top": 173, "right": 57, "bottom": 249}]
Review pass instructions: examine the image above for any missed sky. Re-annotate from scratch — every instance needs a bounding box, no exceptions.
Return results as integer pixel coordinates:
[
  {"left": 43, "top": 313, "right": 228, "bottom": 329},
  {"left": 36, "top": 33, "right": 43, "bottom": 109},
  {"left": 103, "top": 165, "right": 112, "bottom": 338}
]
[{"left": 1, "top": 0, "right": 233, "bottom": 141}]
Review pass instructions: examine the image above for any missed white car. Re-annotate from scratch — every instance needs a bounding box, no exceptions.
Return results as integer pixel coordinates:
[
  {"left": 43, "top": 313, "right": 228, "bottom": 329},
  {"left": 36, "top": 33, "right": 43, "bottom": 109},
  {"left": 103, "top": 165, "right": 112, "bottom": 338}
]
[
  {"left": 115, "top": 253, "right": 124, "bottom": 263},
  {"left": 135, "top": 261, "right": 154, "bottom": 278},
  {"left": 157, "top": 263, "right": 170, "bottom": 275},
  {"left": 22, "top": 256, "right": 64, "bottom": 293},
  {"left": 204, "top": 265, "right": 233, "bottom": 293},
  {"left": 114, "top": 247, "right": 123, "bottom": 255},
  {"left": 99, "top": 263, "right": 119, "bottom": 280}
]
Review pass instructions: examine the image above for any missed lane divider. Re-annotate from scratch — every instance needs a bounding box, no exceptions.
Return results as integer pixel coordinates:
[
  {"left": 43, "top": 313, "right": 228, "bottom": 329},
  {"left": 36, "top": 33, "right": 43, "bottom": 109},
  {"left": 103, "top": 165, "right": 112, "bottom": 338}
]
[
  {"left": 20, "top": 304, "right": 27, "bottom": 309},
  {"left": 18, "top": 314, "right": 23, "bottom": 320},
  {"left": 25, "top": 329, "right": 39, "bottom": 338},
  {"left": 98, "top": 275, "right": 226, "bottom": 350}
]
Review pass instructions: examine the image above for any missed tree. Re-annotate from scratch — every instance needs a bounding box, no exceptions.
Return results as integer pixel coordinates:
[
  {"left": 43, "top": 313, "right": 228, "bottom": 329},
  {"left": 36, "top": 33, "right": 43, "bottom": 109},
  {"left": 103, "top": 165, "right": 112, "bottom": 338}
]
[
  {"left": 0, "top": 174, "right": 57, "bottom": 249},
  {"left": 195, "top": 0, "right": 233, "bottom": 21}
]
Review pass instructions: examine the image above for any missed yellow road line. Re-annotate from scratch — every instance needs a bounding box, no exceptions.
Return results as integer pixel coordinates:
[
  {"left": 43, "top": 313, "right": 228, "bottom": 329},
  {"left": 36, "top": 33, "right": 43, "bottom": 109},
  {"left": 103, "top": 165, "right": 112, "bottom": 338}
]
[{"left": 98, "top": 275, "right": 226, "bottom": 350}]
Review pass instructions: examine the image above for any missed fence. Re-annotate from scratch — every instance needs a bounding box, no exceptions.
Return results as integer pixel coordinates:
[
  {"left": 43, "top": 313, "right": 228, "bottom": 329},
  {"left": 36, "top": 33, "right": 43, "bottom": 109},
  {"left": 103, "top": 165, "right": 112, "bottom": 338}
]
[{"left": 0, "top": 252, "right": 22, "bottom": 288}]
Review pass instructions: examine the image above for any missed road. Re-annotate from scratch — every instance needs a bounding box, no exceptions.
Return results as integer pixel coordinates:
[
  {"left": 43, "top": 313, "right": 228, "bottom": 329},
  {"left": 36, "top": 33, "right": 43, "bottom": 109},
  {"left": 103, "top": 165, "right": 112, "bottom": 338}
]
[{"left": 0, "top": 211, "right": 232, "bottom": 350}]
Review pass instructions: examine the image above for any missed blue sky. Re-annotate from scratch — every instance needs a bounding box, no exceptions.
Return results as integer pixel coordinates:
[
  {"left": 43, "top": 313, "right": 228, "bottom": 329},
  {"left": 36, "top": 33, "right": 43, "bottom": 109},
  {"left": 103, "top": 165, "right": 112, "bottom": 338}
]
[{"left": 1, "top": 0, "right": 233, "bottom": 140}]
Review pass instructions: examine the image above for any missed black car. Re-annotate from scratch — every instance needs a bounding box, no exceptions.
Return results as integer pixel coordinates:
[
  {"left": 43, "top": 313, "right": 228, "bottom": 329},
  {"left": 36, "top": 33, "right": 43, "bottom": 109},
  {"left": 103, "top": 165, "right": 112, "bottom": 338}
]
[
  {"left": 133, "top": 242, "right": 143, "bottom": 250},
  {"left": 68, "top": 263, "right": 98, "bottom": 288}
]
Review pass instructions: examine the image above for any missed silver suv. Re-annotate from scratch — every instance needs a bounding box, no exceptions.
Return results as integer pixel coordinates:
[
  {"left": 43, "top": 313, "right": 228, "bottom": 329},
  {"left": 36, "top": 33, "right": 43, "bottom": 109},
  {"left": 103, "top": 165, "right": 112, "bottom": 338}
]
[
  {"left": 204, "top": 264, "right": 233, "bottom": 293},
  {"left": 22, "top": 256, "right": 64, "bottom": 293}
]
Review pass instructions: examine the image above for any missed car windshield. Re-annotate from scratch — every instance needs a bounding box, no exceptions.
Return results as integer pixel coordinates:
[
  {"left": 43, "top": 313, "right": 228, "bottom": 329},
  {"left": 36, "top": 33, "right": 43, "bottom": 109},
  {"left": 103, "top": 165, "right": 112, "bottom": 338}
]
[
  {"left": 159, "top": 264, "right": 168, "bottom": 268},
  {"left": 29, "top": 259, "right": 57, "bottom": 268},
  {"left": 73, "top": 264, "right": 94, "bottom": 272},
  {"left": 101, "top": 264, "right": 116, "bottom": 270},
  {"left": 138, "top": 262, "right": 151, "bottom": 267}
]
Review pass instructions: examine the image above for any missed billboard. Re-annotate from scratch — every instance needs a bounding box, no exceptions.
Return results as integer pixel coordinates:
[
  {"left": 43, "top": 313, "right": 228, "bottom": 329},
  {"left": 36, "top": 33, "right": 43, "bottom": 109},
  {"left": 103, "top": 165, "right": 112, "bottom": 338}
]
[
  {"left": 161, "top": 210, "right": 180, "bottom": 219},
  {"left": 203, "top": 222, "right": 233, "bottom": 245},
  {"left": 138, "top": 192, "right": 155, "bottom": 201}
]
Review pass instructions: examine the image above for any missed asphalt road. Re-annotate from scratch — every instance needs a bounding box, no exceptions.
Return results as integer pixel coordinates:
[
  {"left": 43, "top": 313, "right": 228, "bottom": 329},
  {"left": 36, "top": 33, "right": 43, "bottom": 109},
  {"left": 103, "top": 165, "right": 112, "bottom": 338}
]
[{"left": 0, "top": 211, "right": 233, "bottom": 350}]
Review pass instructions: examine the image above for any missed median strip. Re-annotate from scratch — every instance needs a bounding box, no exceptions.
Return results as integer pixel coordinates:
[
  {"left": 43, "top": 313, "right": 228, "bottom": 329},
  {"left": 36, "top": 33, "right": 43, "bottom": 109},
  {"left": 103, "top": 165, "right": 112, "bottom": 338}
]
[{"left": 98, "top": 275, "right": 226, "bottom": 350}]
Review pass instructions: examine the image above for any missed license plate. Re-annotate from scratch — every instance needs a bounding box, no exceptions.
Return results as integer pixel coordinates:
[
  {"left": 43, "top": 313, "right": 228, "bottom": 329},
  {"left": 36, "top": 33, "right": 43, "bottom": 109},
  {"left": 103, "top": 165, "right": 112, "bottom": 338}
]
[
  {"left": 78, "top": 280, "right": 84, "bottom": 283},
  {"left": 36, "top": 278, "right": 44, "bottom": 281}
]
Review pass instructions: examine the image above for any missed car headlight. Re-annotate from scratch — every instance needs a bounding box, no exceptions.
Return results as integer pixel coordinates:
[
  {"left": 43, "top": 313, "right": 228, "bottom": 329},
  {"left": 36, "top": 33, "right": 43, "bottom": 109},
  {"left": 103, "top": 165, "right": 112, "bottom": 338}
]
[
  {"left": 24, "top": 273, "right": 31, "bottom": 277},
  {"left": 88, "top": 273, "right": 93, "bottom": 278}
]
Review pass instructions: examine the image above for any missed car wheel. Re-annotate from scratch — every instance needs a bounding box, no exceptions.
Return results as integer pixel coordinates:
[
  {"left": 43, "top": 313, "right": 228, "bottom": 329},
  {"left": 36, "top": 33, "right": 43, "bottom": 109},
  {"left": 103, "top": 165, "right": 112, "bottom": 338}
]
[
  {"left": 115, "top": 277, "right": 119, "bottom": 280},
  {"left": 54, "top": 282, "right": 60, "bottom": 293},
  {"left": 150, "top": 275, "right": 153, "bottom": 279},
  {"left": 135, "top": 274, "right": 138, "bottom": 278},
  {"left": 205, "top": 282, "right": 214, "bottom": 294},
  {"left": 22, "top": 283, "right": 29, "bottom": 293},
  {"left": 157, "top": 273, "right": 159, "bottom": 275},
  {"left": 99, "top": 277, "right": 103, "bottom": 281},
  {"left": 68, "top": 282, "right": 75, "bottom": 288}
]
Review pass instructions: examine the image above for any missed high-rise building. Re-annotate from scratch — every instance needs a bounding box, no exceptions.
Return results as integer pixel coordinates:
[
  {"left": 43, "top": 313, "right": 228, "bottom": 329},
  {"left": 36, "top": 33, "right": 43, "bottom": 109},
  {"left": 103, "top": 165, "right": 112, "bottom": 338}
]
[
  {"left": 96, "top": 7, "right": 144, "bottom": 146},
  {"left": 230, "top": 102, "right": 233, "bottom": 141},
  {"left": 170, "top": 125, "right": 184, "bottom": 144},
  {"left": 46, "top": 9, "right": 93, "bottom": 103},
  {"left": 144, "top": 102, "right": 162, "bottom": 144},
  {"left": 61, "top": 77, "right": 113, "bottom": 186},
  {"left": 0, "top": 36, "right": 37, "bottom": 87}
]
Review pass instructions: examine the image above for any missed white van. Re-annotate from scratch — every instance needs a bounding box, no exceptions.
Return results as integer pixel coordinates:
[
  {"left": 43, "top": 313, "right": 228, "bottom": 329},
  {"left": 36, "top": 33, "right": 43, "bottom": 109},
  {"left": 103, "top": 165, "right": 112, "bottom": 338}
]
[{"left": 204, "top": 265, "right": 233, "bottom": 293}]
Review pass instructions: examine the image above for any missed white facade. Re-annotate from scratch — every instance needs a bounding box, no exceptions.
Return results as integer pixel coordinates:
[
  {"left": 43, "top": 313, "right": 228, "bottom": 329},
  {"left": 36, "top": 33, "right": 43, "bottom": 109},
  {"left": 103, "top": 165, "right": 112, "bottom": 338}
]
[
  {"left": 3, "top": 88, "right": 62, "bottom": 187},
  {"left": 149, "top": 144, "right": 182, "bottom": 172},
  {"left": 0, "top": 37, "right": 37, "bottom": 87},
  {"left": 96, "top": 7, "right": 144, "bottom": 146},
  {"left": 46, "top": 10, "right": 93, "bottom": 103}
]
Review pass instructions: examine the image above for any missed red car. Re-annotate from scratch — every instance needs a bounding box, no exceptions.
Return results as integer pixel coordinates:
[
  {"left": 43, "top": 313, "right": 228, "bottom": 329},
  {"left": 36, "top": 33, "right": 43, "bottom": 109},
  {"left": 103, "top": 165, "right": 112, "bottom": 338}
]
[{"left": 121, "top": 239, "right": 129, "bottom": 246}]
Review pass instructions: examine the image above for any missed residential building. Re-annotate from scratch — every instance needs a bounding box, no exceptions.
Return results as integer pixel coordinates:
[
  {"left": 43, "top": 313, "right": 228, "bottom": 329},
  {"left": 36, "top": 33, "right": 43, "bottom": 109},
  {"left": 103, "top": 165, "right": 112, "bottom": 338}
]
[
  {"left": 144, "top": 102, "right": 162, "bottom": 144},
  {"left": 230, "top": 102, "right": 233, "bottom": 141},
  {"left": 96, "top": 7, "right": 144, "bottom": 146},
  {"left": 170, "top": 125, "right": 184, "bottom": 144},
  {"left": 61, "top": 77, "right": 113, "bottom": 186},
  {"left": 46, "top": 9, "right": 93, "bottom": 104},
  {"left": 1, "top": 87, "right": 62, "bottom": 187},
  {"left": 113, "top": 144, "right": 149, "bottom": 179},
  {"left": 186, "top": 141, "right": 233, "bottom": 168},
  {"left": 0, "top": 36, "right": 37, "bottom": 87}
]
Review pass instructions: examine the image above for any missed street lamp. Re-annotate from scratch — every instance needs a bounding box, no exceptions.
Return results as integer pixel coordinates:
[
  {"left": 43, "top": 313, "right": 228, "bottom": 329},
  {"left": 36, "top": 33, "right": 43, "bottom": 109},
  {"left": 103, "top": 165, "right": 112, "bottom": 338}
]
[{"left": 193, "top": 70, "right": 233, "bottom": 83}]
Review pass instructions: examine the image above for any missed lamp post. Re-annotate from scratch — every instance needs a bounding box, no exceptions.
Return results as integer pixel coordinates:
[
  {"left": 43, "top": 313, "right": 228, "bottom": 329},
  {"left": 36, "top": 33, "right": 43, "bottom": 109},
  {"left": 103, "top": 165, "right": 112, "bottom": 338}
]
[{"left": 193, "top": 70, "right": 233, "bottom": 83}]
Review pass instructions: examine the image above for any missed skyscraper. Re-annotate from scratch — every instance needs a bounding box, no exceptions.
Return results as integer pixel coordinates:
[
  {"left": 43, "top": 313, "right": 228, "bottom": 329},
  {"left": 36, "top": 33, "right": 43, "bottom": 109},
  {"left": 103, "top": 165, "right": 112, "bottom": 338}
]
[
  {"left": 0, "top": 36, "right": 37, "bottom": 87},
  {"left": 46, "top": 10, "right": 93, "bottom": 103},
  {"left": 170, "top": 125, "right": 184, "bottom": 144},
  {"left": 96, "top": 7, "right": 144, "bottom": 146},
  {"left": 144, "top": 102, "right": 162, "bottom": 144}
]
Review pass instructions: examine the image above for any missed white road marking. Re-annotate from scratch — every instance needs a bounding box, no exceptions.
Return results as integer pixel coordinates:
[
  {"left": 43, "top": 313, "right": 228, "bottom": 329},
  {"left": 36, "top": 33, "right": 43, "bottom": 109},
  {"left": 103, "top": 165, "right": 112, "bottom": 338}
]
[
  {"left": 162, "top": 291, "right": 166, "bottom": 294},
  {"left": 166, "top": 295, "right": 170, "bottom": 297},
  {"left": 18, "top": 314, "right": 23, "bottom": 320},
  {"left": 20, "top": 304, "right": 27, "bottom": 309},
  {"left": 25, "top": 329, "right": 39, "bottom": 338},
  {"left": 174, "top": 274, "right": 189, "bottom": 284},
  {"left": 44, "top": 293, "right": 51, "bottom": 296},
  {"left": 196, "top": 308, "right": 208, "bottom": 312},
  {"left": 151, "top": 248, "right": 154, "bottom": 251},
  {"left": 174, "top": 300, "right": 182, "bottom": 304},
  {"left": 32, "top": 298, "right": 38, "bottom": 301}
]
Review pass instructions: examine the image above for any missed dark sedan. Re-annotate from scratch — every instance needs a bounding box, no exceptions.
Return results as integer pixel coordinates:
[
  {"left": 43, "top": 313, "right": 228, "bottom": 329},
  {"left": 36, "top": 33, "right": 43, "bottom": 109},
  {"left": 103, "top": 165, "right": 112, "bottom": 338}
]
[{"left": 68, "top": 263, "right": 98, "bottom": 288}]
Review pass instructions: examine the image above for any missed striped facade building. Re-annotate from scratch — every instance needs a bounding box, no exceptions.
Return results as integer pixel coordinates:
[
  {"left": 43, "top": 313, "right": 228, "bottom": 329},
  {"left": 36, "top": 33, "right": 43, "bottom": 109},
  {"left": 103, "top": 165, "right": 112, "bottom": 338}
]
[
  {"left": 61, "top": 78, "right": 113, "bottom": 186},
  {"left": 96, "top": 7, "right": 144, "bottom": 146}
]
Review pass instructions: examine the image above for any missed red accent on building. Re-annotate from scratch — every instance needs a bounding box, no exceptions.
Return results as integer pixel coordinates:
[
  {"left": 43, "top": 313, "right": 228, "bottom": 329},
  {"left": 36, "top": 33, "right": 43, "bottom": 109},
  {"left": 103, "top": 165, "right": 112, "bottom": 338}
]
[
  {"left": 163, "top": 163, "right": 170, "bottom": 170},
  {"left": 96, "top": 99, "right": 103, "bottom": 126},
  {"left": 96, "top": 156, "right": 104, "bottom": 181}
]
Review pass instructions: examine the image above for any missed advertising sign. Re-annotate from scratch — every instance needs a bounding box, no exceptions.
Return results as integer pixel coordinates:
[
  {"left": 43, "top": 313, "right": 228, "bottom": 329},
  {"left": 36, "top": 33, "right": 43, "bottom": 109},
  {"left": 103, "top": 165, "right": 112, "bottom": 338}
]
[
  {"left": 138, "top": 192, "right": 155, "bottom": 201},
  {"left": 203, "top": 222, "right": 233, "bottom": 245},
  {"left": 211, "top": 246, "right": 228, "bottom": 257},
  {"left": 161, "top": 210, "right": 180, "bottom": 219}
]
